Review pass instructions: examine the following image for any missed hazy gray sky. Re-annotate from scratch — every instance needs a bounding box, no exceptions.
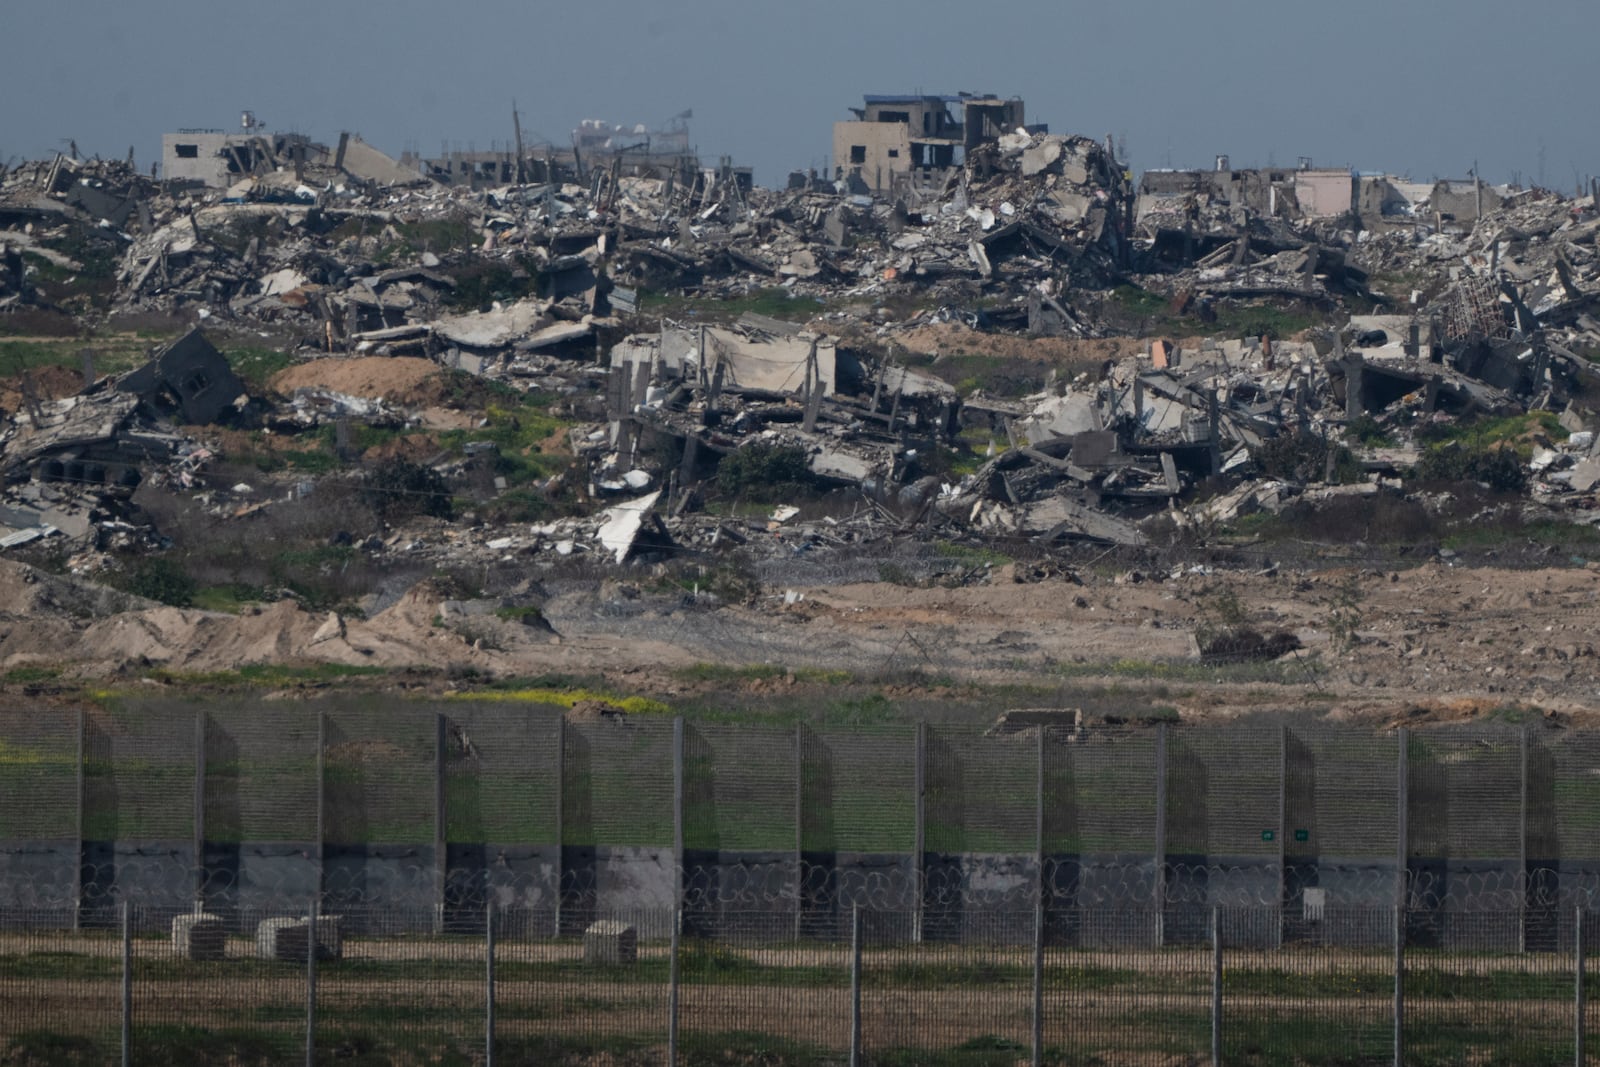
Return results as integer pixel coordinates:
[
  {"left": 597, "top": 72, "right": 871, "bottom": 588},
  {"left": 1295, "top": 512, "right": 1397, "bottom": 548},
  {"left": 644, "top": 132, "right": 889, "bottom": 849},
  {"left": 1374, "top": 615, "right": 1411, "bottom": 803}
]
[{"left": 4, "top": 0, "right": 1593, "bottom": 190}]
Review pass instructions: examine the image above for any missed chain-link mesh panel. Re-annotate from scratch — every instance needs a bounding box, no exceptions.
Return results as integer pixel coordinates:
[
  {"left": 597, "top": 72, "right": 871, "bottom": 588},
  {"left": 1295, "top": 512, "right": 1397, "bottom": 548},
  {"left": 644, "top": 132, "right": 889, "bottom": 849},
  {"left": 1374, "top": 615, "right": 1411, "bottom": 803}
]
[
  {"left": 863, "top": 911, "right": 1034, "bottom": 1060},
  {"left": 1166, "top": 723, "right": 1282, "bottom": 860},
  {"left": 1404, "top": 909, "right": 1577, "bottom": 1063},
  {"left": 682, "top": 722, "right": 797, "bottom": 854},
  {"left": 84, "top": 702, "right": 195, "bottom": 841},
  {"left": 1407, "top": 726, "right": 1524, "bottom": 864},
  {"left": 563, "top": 716, "right": 675, "bottom": 847},
  {"left": 314, "top": 907, "right": 484, "bottom": 1062},
  {"left": 0, "top": 706, "right": 77, "bottom": 839},
  {"left": 1220, "top": 906, "right": 1393, "bottom": 1063},
  {"left": 1041, "top": 725, "right": 1159, "bottom": 916},
  {"left": 802, "top": 725, "right": 915, "bottom": 855},
  {"left": 203, "top": 702, "right": 319, "bottom": 843},
  {"left": 678, "top": 917, "right": 850, "bottom": 1061},
  {"left": 0, "top": 910, "right": 120, "bottom": 1058},
  {"left": 1043, "top": 725, "right": 1159, "bottom": 856},
  {"left": 1540, "top": 730, "right": 1600, "bottom": 861},
  {"left": 442, "top": 705, "right": 560, "bottom": 846},
  {"left": 321, "top": 705, "right": 435, "bottom": 846},
  {"left": 1041, "top": 911, "right": 1212, "bottom": 1062},
  {"left": 1285, "top": 722, "right": 1399, "bottom": 861},
  {"left": 923, "top": 724, "right": 1037, "bottom": 856},
  {"left": 1404, "top": 727, "right": 1525, "bottom": 918},
  {"left": 494, "top": 906, "right": 669, "bottom": 1060}
]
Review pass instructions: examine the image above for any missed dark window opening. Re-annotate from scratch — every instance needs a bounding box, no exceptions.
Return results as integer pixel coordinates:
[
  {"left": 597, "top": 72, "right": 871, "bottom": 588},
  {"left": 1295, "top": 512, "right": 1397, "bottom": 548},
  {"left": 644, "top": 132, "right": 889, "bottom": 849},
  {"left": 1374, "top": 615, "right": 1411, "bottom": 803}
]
[
  {"left": 174, "top": 144, "right": 199, "bottom": 159},
  {"left": 849, "top": 145, "right": 866, "bottom": 165},
  {"left": 878, "top": 110, "right": 910, "bottom": 124},
  {"left": 887, "top": 149, "right": 900, "bottom": 159},
  {"left": 182, "top": 372, "right": 211, "bottom": 396}
]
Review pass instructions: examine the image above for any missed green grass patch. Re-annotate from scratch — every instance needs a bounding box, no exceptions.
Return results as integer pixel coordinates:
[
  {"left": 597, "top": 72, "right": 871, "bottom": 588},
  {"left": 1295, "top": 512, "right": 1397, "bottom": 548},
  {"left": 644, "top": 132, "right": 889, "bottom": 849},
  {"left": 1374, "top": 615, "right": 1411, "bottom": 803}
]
[
  {"left": 224, "top": 345, "right": 297, "bottom": 395},
  {"left": 1416, "top": 411, "right": 1562, "bottom": 453},
  {"left": 437, "top": 394, "right": 570, "bottom": 489},
  {"left": 135, "top": 662, "right": 389, "bottom": 689},
  {"left": 448, "top": 687, "right": 670, "bottom": 715},
  {"left": 0, "top": 336, "right": 149, "bottom": 378},
  {"left": 932, "top": 540, "right": 1011, "bottom": 567},
  {"left": 672, "top": 663, "right": 854, "bottom": 686},
  {"left": 190, "top": 584, "right": 265, "bottom": 614},
  {"left": 1055, "top": 656, "right": 1323, "bottom": 686},
  {"left": 1, "top": 664, "right": 64, "bottom": 686},
  {"left": 1441, "top": 518, "right": 1600, "bottom": 554}
]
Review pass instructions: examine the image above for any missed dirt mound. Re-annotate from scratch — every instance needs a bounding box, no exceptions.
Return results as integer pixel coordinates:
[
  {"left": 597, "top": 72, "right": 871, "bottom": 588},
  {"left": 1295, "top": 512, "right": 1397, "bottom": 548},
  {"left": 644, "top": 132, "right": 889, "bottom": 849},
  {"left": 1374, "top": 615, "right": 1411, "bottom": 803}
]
[
  {"left": 270, "top": 356, "right": 441, "bottom": 402},
  {"left": 0, "top": 365, "right": 87, "bottom": 414}
]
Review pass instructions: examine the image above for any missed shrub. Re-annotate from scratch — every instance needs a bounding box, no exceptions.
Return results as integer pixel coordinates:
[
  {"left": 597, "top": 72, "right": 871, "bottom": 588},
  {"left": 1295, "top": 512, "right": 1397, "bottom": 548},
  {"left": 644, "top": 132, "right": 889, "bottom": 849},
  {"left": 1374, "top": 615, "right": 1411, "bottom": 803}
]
[
  {"left": 123, "top": 557, "right": 197, "bottom": 608},
  {"left": 1252, "top": 431, "right": 1362, "bottom": 484},
  {"left": 715, "top": 443, "right": 816, "bottom": 502},
  {"left": 1414, "top": 443, "right": 1526, "bottom": 493},
  {"left": 364, "top": 459, "right": 452, "bottom": 522}
]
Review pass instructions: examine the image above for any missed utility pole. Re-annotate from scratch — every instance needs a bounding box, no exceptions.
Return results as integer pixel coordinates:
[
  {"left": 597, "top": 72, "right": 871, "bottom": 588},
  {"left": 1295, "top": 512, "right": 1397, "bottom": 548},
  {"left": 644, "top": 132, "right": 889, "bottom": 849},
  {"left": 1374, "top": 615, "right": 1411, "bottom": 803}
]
[{"left": 511, "top": 101, "right": 526, "bottom": 185}]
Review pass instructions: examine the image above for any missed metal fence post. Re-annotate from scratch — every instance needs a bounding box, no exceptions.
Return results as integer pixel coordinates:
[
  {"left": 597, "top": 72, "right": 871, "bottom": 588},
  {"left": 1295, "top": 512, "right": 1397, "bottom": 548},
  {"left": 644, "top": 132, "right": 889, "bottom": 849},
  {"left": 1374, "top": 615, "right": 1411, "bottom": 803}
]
[
  {"left": 1034, "top": 725, "right": 1045, "bottom": 1067},
  {"left": 673, "top": 718, "right": 685, "bottom": 912},
  {"left": 306, "top": 897, "right": 318, "bottom": 1067},
  {"left": 1155, "top": 722, "right": 1167, "bottom": 947},
  {"left": 75, "top": 707, "right": 85, "bottom": 932},
  {"left": 120, "top": 900, "right": 131, "bottom": 1067},
  {"left": 1519, "top": 727, "right": 1529, "bottom": 954},
  {"left": 913, "top": 722, "right": 925, "bottom": 944},
  {"left": 1210, "top": 907, "right": 1221, "bottom": 1067},
  {"left": 435, "top": 712, "right": 447, "bottom": 935},
  {"left": 315, "top": 711, "right": 326, "bottom": 909},
  {"left": 485, "top": 897, "right": 496, "bottom": 1067},
  {"left": 1032, "top": 895, "right": 1044, "bottom": 1067},
  {"left": 794, "top": 723, "right": 805, "bottom": 942},
  {"left": 1393, "top": 903, "right": 1404, "bottom": 1067},
  {"left": 194, "top": 710, "right": 207, "bottom": 910},
  {"left": 1577, "top": 907, "right": 1586, "bottom": 1067},
  {"left": 1277, "top": 722, "right": 1287, "bottom": 950},
  {"left": 1395, "top": 728, "right": 1408, "bottom": 912},
  {"left": 850, "top": 905, "right": 863, "bottom": 1067},
  {"left": 554, "top": 712, "right": 564, "bottom": 938},
  {"left": 668, "top": 907, "right": 681, "bottom": 1067}
]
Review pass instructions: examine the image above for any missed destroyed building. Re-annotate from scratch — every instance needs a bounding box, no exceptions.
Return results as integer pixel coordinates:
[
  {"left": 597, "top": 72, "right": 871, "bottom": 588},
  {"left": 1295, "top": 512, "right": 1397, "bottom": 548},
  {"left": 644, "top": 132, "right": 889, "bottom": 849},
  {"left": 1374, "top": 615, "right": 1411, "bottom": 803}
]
[
  {"left": 116, "top": 329, "right": 245, "bottom": 425},
  {"left": 10, "top": 93, "right": 1600, "bottom": 579},
  {"left": 833, "top": 93, "right": 1033, "bottom": 196},
  {"left": 163, "top": 121, "right": 424, "bottom": 190}
]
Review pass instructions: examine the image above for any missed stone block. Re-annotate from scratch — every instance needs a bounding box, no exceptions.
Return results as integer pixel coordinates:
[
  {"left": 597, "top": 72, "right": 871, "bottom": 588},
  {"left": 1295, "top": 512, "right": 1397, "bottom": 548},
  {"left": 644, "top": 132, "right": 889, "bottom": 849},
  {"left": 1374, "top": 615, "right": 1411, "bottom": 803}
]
[
  {"left": 171, "top": 912, "right": 226, "bottom": 961},
  {"left": 584, "top": 919, "right": 637, "bottom": 964},
  {"left": 256, "top": 915, "right": 343, "bottom": 961}
]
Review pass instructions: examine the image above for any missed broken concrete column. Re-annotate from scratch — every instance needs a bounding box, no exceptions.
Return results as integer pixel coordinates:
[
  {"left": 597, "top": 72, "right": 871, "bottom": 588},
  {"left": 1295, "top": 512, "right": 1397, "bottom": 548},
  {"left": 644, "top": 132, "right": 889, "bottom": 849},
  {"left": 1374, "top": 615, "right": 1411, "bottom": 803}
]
[
  {"left": 584, "top": 919, "right": 638, "bottom": 964},
  {"left": 171, "top": 912, "right": 227, "bottom": 961}
]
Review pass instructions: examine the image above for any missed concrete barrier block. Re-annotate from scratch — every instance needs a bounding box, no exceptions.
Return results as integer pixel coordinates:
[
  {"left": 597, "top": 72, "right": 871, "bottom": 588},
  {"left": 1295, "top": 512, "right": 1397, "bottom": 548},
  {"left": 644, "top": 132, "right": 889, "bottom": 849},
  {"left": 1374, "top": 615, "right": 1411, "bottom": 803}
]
[
  {"left": 255, "top": 915, "right": 342, "bottom": 961},
  {"left": 171, "top": 912, "right": 226, "bottom": 961},
  {"left": 584, "top": 919, "right": 637, "bottom": 964}
]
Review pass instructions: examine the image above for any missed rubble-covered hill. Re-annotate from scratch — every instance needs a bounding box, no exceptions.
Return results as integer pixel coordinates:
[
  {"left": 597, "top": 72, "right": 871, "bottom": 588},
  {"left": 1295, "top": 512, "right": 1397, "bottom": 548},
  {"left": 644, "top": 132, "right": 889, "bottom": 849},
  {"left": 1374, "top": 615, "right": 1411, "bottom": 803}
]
[{"left": 5, "top": 132, "right": 1600, "bottom": 694}]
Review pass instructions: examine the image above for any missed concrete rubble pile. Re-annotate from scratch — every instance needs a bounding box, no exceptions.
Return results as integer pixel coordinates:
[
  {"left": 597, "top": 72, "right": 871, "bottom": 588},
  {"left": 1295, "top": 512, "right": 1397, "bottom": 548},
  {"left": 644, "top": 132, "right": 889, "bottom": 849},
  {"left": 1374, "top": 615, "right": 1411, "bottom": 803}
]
[
  {"left": 8, "top": 127, "right": 1600, "bottom": 576},
  {"left": 0, "top": 329, "right": 235, "bottom": 550}
]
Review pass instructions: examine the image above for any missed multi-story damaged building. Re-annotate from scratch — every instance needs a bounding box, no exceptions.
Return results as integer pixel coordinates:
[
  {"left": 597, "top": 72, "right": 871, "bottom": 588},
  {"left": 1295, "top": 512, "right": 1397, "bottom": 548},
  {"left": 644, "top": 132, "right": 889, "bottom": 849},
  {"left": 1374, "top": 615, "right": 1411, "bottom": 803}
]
[
  {"left": 1137, "top": 158, "right": 1356, "bottom": 225},
  {"left": 832, "top": 93, "right": 1034, "bottom": 196},
  {"left": 161, "top": 121, "right": 422, "bottom": 190},
  {"left": 406, "top": 113, "right": 744, "bottom": 192}
]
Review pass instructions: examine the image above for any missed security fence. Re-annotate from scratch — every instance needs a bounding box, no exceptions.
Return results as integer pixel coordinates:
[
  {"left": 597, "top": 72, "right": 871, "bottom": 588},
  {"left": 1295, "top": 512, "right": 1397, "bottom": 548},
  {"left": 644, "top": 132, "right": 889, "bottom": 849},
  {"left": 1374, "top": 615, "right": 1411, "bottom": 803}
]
[
  {"left": 2, "top": 703, "right": 1600, "bottom": 941},
  {"left": 0, "top": 902, "right": 1591, "bottom": 1066}
]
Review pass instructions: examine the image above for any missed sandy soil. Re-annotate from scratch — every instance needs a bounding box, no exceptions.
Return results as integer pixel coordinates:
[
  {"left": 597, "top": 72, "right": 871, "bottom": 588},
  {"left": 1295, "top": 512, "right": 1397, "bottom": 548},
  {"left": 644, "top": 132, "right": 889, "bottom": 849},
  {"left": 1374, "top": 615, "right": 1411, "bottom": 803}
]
[
  {"left": 269, "top": 356, "right": 442, "bottom": 402},
  {"left": 1, "top": 556, "right": 1597, "bottom": 725}
]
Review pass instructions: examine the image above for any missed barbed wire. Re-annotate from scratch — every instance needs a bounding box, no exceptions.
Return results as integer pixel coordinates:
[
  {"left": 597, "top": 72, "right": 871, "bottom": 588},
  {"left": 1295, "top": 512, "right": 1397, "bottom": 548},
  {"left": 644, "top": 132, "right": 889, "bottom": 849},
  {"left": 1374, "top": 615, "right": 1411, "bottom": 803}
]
[{"left": 4, "top": 857, "right": 1594, "bottom": 929}]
